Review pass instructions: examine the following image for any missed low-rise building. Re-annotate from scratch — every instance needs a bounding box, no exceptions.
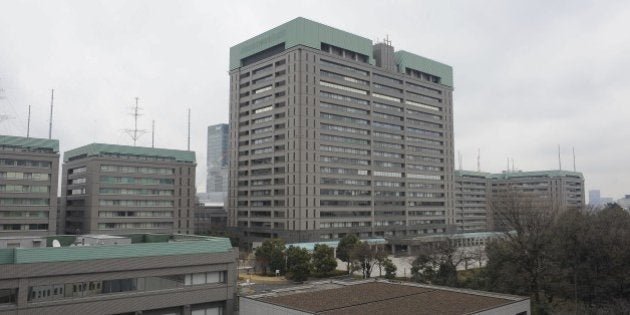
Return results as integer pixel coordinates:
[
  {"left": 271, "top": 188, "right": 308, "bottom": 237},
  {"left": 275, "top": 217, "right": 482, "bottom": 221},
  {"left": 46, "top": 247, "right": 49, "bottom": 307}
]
[
  {"left": 0, "top": 234, "right": 237, "bottom": 315},
  {"left": 240, "top": 280, "right": 529, "bottom": 315}
]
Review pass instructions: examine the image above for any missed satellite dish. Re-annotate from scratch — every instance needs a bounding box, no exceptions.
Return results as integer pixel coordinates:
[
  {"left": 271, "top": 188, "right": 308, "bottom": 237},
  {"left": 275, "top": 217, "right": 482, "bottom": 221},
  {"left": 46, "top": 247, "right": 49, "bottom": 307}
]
[{"left": 52, "top": 239, "right": 61, "bottom": 248}]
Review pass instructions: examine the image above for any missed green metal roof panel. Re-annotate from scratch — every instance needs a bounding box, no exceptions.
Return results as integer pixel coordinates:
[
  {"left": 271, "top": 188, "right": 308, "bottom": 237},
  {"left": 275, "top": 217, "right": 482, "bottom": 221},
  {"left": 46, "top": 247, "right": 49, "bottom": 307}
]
[
  {"left": 64, "top": 143, "right": 195, "bottom": 163},
  {"left": 395, "top": 50, "right": 454, "bottom": 87},
  {"left": 0, "top": 134, "right": 59, "bottom": 152},
  {"left": 230, "top": 17, "right": 374, "bottom": 70},
  {"left": 1, "top": 237, "right": 232, "bottom": 264},
  {"left": 488, "top": 170, "right": 584, "bottom": 180}
]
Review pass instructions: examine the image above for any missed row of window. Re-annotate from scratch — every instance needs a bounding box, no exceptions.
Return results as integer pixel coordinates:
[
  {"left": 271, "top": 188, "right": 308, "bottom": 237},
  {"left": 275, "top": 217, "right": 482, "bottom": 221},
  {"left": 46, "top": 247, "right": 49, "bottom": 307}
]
[
  {"left": 99, "top": 176, "right": 174, "bottom": 185},
  {"left": 98, "top": 200, "right": 174, "bottom": 207},
  {"left": 0, "top": 184, "right": 49, "bottom": 193},
  {"left": 98, "top": 211, "right": 173, "bottom": 218},
  {"left": 98, "top": 222, "right": 173, "bottom": 230},
  {"left": 100, "top": 165, "right": 174, "bottom": 175},
  {"left": 0, "top": 198, "right": 49, "bottom": 206},
  {"left": 0, "top": 172, "right": 49, "bottom": 181},
  {"left": 1, "top": 223, "right": 48, "bottom": 231},
  {"left": 98, "top": 188, "right": 174, "bottom": 196},
  {"left": 0, "top": 211, "right": 48, "bottom": 218},
  {"left": 0, "top": 159, "right": 51, "bottom": 168}
]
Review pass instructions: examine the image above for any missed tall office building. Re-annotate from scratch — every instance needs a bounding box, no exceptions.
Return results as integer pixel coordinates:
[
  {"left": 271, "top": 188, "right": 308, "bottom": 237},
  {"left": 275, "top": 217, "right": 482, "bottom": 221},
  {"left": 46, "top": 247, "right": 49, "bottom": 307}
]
[
  {"left": 0, "top": 135, "right": 59, "bottom": 236},
  {"left": 228, "top": 18, "right": 455, "bottom": 242},
  {"left": 206, "top": 124, "right": 229, "bottom": 204},
  {"left": 60, "top": 143, "right": 196, "bottom": 235}
]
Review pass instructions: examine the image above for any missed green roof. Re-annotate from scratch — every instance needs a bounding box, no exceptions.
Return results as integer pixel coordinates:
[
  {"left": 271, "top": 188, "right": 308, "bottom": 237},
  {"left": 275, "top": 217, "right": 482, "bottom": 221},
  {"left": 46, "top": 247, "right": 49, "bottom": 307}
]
[
  {"left": 0, "top": 134, "right": 59, "bottom": 152},
  {"left": 0, "top": 235, "right": 232, "bottom": 264},
  {"left": 64, "top": 143, "right": 195, "bottom": 163},
  {"left": 395, "top": 51, "right": 454, "bottom": 87},
  {"left": 488, "top": 170, "right": 584, "bottom": 180},
  {"left": 456, "top": 169, "right": 584, "bottom": 179},
  {"left": 230, "top": 17, "right": 374, "bottom": 70}
]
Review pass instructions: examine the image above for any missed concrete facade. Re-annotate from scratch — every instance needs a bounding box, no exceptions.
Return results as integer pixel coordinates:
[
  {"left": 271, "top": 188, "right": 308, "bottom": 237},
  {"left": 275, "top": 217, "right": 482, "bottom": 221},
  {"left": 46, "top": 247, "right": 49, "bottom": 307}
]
[
  {"left": 0, "top": 234, "right": 237, "bottom": 315},
  {"left": 228, "top": 17, "right": 455, "bottom": 243},
  {"left": 60, "top": 143, "right": 196, "bottom": 235},
  {"left": 0, "top": 135, "right": 59, "bottom": 236}
]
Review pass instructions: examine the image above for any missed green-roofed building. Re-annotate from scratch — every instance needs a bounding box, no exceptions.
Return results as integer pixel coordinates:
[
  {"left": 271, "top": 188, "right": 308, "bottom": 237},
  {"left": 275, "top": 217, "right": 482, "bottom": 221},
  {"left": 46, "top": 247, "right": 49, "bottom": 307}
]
[
  {"left": 454, "top": 169, "right": 585, "bottom": 232},
  {"left": 0, "top": 234, "right": 237, "bottom": 314},
  {"left": 59, "top": 143, "right": 197, "bottom": 235},
  {"left": 0, "top": 135, "right": 60, "bottom": 237},
  {"left": 228, "top": 17, "right": 456, "bottom": 243}
]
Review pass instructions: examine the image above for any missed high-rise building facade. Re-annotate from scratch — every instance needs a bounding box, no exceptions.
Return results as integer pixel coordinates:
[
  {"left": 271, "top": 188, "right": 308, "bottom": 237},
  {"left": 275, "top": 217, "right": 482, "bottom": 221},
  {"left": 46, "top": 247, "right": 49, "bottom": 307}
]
[
  {"left": 205, "top": 124, "right": 229, "bottom": 205},
  {"left": 60, "top": 143, "right": 196, "bottom": 235},
  {"left": 228, "top": 18, "right": 455, "bottom": 242},
  {"left": 0, "top": 135, "right": 59, "bottom": 236}
]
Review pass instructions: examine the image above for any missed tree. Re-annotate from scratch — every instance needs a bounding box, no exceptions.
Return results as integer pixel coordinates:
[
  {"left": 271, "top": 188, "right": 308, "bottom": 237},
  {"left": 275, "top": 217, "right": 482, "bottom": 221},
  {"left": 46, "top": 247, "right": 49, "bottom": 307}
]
[
  {"left": 312, "top": 244, "right": 337, "bottom": 276},
  {"left": 285, "top": 245, "right": 312, "bottom": 282},
  {"left": 255, "top": 239, "right": 286, "bottom": 275},
  {"left": 337, "top": 234, "right": 360, "bottom": 274},
  {"left": 383, "top": 258, "right": 397, "bottom": 279},
  {"left": 351, "top": 242, "right": 382, "bottom": 279},
  {"left": 410, "top": 241, "right": 460, "bottom": 287}
]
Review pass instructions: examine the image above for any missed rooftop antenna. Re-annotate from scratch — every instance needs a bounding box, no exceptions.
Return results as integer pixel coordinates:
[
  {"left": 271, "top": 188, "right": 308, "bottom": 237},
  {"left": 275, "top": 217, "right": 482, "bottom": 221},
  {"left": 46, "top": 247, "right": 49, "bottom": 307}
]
[
  {"left": 124, "top": 97, "right": 146, "bottom": 146},
  {"left": 558, "top": 145, "right": 562, "bottom": 170},
  {"left": 506, "top": 157, "right": 510, "bottom": 173},
  {"left": 187, "top": 108, "right": 191, "bottom": 151},
  {"left": 572, "top": 147, "right": 576, "bottom": 172},
  {"left": 457, "top": 151, "right": 462, "bottom": 171},
  {"left": 152, "top": 120, "right": 155, "bottom": 148},
  {"left": 48, "top": 89, "right": 54, "bottom": 139},
  {"left": 384, "top": 34, "right": 392, "bottom": 46},
  {"left": 477, "top": 149, "right": 481, "bottom": 172},
  {"left": 27, "top": 105, "right": 31, "bottom": 138},
  {"left": 511, "top": 158, "right": 515, "bottom": 172}
]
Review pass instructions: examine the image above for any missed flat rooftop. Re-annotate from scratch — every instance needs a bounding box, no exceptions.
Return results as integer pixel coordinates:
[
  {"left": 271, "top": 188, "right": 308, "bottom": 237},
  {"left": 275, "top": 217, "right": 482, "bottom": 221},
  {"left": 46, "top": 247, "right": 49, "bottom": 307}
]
[
  {"left": 0, "top": 234, "right": 232, "bottom": 265},
  {"left": 456, "top": 169, "right": 583, "bottom": 179},
  {"left": 64, "top": 143, "right": 195, "bottom": 163},
  {"left": 246, "top": 280, "right": 528, "bottom": 315},
  {"left": 0, "top": 134, "right": 59, "bottom": 153}
]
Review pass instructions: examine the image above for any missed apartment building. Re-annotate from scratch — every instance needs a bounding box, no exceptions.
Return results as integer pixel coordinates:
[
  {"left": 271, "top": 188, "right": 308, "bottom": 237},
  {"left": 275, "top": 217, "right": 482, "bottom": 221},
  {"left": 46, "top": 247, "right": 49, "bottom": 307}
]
[
  {"left": 228, "top": 17, "right": 455, "bottom": 242},
  {"left": 454, "top": 170, "right": 490, "bottom": 232},
  {"left": 0, "top": 234, "right": 237, "bottom": 315},
  {"left": 0, "top": 135, "right": 59, "bottom": 236},
  {"left": 60, "top": 143, "right": 196, "bottom": 235}
]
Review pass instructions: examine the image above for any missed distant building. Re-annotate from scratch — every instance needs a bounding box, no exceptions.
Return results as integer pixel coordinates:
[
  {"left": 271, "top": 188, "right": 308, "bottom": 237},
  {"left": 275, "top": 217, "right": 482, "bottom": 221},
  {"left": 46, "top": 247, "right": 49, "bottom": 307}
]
[
  {"left": 0, "top": 234, "right": 237, "bottom": 314},
  {"left": 0, "top": 135, "right": 60, "bottom": 236},
  {"left": 228, "top": 17, "right": 455, "bottom": 243},
  {"left": 194, "top": 203, "right": 227, "bottom": 234},
  {"left": 60, "top": 143, "right": 197, "bottom": 235},
  {"left": 617, "top": 195, "right": 630, "bottom": 211},
  {"left": 455, "top": 170, "right": 585, "bottom": 231},
  {"left": 206, "top": 124, "right": 229, "bottom": 205},
  {"left": 240, "top": 280, "right": 530, "bottom": 315},
  {"left": 589, "top": 189, "right": 601, "bottom": 206}
]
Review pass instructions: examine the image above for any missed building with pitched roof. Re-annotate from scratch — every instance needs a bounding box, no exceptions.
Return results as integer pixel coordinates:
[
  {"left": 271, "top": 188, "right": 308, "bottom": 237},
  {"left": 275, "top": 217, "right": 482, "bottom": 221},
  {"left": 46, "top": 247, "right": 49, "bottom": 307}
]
[{"left": 0, "top": 234, "right": 236, "bottom": 315}]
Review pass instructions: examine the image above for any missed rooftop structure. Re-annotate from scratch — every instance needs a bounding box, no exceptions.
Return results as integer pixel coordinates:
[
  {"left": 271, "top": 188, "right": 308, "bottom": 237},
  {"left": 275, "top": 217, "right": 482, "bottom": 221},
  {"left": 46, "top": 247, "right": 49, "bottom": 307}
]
[
  {"left": 60, "top": 143, "right": 197, "bottom": 235},
  {"left": 228, "top": 17, "right": 455, "bottom": 243},
  {"left": 0, "top": 234, "right": 237, "bottom": 314},
  {"left": 240, "top": 280, "right": 529, "bottom": 315},
  {"left": 0, "top": 135, "right": 60, "bottom": 236}
]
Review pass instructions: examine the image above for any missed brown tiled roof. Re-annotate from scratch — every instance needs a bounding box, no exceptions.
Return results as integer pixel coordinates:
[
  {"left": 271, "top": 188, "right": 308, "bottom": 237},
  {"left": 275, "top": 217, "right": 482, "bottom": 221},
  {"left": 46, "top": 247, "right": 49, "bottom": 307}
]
[{"left": 260, "top": 282, "right": 520, "bottom": 315}]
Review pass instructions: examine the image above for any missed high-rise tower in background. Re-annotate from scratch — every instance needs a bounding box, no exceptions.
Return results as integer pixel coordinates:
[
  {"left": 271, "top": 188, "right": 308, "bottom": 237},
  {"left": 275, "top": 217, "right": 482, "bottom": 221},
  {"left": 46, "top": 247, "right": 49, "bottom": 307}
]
[
  {"left": 206, "top": 124, "right": 229, "bottom": 204},
  {"left": 228, "top": 17, "right": 455, "bottom": 242}
]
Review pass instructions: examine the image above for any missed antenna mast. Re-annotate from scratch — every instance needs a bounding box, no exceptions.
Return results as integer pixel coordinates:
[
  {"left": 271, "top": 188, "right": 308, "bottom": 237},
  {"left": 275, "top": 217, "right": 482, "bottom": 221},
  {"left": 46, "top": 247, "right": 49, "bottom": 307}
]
[
  {"left": 477, "top": 149, "right": 480, "bottom": 172},
  {"left": 27, "top": 105, "right": 31, "bottom": 138},
  {"left": 187, "top": 108, "right": 191, "bottom": 151},
  {"left": 124, "top": 97, "right": 146, "bottom": 146},
  {"left": 558, "top": 145, "right": 562, "bottom": 170},
  {"left": 48, "top": 89, "right": 54, "bottom": 139},
  {"left": 152, "top": 120, "right": 155, "bottom": 148},
  {"left": 572, "top": 147, "right": 576, "bottom": 171}
]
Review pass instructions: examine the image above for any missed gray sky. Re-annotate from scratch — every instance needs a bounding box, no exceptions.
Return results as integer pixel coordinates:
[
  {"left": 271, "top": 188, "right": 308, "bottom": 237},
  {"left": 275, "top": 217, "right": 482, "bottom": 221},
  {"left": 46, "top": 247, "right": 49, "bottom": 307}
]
[{"left": 1, "top": 0, "right": 629, "bottom": 199}]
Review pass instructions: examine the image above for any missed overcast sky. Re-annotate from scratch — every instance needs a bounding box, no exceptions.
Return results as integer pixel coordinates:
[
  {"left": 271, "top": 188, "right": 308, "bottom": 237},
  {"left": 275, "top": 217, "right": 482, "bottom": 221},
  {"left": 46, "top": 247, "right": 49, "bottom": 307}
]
[{"left": 1, "top": 1, "right": 629, "bottom": 199}]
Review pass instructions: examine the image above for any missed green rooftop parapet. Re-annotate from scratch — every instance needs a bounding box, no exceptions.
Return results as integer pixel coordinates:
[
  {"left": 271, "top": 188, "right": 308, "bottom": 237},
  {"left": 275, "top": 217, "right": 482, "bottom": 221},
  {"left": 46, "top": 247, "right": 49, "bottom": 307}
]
[
  {"left": 230, "top": 17, "right": 374, "bottom": 70},
  {"left": 64, "top": 143, "right": 195, "bottom": 163},
  {"left": 0, "top": 134, "right": 59, "bottom": 153},
  {"left": 0, "top": 236, "right": 232, "bottom": 265},
  {"left": 395, "top": 51, "right": 454, "bottom": 87}
]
